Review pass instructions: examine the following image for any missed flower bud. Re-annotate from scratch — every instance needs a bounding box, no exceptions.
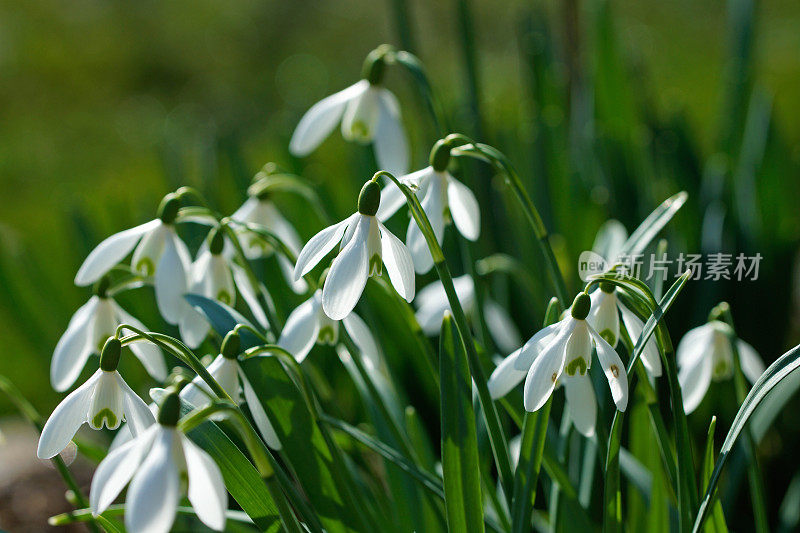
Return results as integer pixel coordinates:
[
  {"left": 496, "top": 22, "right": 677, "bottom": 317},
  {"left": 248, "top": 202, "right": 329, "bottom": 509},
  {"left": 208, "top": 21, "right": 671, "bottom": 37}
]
[
  {"left": 157, "top": 193, "right": 181, "bottom": 225},
  {"left": 99, "top": 337, "right": 121, "bottom": 371},
  {"left": 157, "top": 392, "right": 181, "bottom": 427},
  {"left": 599, "top": 281, "right": 615, "bottom": 294},
  {"left": 429, "top": 139, "right": 452, "bottom": 172},
  {"left": 570, "top": 292, "right": 591, "bottom": 320},
  {"left": 94, "top": 275, "right": 112, "bottom": 298},
  {"left": 209, "top": 227, "right": 225, "bottom": 255},
  {"left": 358, "top": 181, "right": 381, "bottom": 216},
  {"left": 221, "top": 331, "right": 241, "bottom": 360}
]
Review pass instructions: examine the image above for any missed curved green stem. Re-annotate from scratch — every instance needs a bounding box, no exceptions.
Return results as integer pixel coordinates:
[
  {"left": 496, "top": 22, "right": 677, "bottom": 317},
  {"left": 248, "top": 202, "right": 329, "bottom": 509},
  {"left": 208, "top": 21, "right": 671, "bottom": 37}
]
[
  {"left": 376, "top": 170, "right": 515, "bottom": 506},
  {"left": 448, "top": 136, "right": 569, "bottom": 305}
]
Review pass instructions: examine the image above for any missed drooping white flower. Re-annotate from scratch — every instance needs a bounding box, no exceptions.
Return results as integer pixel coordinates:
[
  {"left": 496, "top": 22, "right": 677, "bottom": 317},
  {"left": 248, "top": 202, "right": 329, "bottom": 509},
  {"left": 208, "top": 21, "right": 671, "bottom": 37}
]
[
  {"left": 677, "top": 321, "right": 765, "bottom": 414},
  {"left": 294, "top": 181, "right": 415, "bottom": 320},
  {"left": 51, "top": 280, "right": 167, "bottom": 392},
  {"left": 378, "top": 151, "right": 480, "bottom": 273},
  {"left": 231, "top": 192, "right": 308, "bottom": 294},
  {"left": 289, "top": 68, "right": 409, "bottom": 176},
  {"left": 414, "top": 275, "right": 521, "bottom": 354},
  {"left": 74, "top": 196, "right": 194, "bottom": 334},
  {"left": 90, "top": 393, "right": 227, "bottom": 533},
  {"left": 180, "top": 333, "right": 281, "bottom": 449},
  {"left": 278, "top": 289, "right": 381, "bottom": 367},
  {"left": 586, "top": 283, "right": 662, "bottom": 378},
  {"left": 488, "top": 293, "right": 628, "bottom": 437},
  {"left": 38, "top": 339, "right": 155, "bottom": 459}
]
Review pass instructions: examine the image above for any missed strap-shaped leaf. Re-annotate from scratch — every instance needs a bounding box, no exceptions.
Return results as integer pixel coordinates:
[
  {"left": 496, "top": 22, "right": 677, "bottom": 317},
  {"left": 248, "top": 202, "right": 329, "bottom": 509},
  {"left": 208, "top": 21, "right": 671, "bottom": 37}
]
[
  {"left": 619, "top": 191, "right": 687, "bottom": 258},
  {"left": 440, "top": 313, "right": 485, "bottom": 532},
  {"left": 693, "top": 343, "right": 800, "bottom": 532}
]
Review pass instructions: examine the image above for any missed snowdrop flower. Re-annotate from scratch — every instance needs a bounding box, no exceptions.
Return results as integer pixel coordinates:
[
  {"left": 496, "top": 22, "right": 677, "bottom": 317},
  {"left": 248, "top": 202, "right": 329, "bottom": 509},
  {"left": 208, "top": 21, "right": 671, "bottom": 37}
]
[
  {"left": 294, "top": 180, "right": 415, "bottom": 320},
  {"left": 414, "top": 275, "right": 521, "bottom": 354},
  {"left": 90, "top": 392, "right": 227, "bottom": 533},
  {"left": 74, "top": 195, "right": 194, "bottom": 333},
  {"left": 180, "top": 332, "right": 281, "bottom": 449},
  {"left": 278, "top": 288, "right": 380, "bottom": 365},
  {"left": 378, "top": 142, "right": 480, "bottom": 273},
  {"left": 231, "top": 183, "right": 307, "bottom": 294},
  {"left": 488, "top": 293, "right": 628, "bottom": 437},
  {"left": 677, "top": 320, "right": 765, "bottom": 414},
  {"left": 289, "top": 47, "right": 409, "bottom": 176},
  {"left": 38, "top": 338, "right": 155, "bottom": 459},
  {"left": 51, "top": 276, "right": 167, "bottom": 392},
  {"left": 587, "top": 282, "right": 662, "bottom": 378}
]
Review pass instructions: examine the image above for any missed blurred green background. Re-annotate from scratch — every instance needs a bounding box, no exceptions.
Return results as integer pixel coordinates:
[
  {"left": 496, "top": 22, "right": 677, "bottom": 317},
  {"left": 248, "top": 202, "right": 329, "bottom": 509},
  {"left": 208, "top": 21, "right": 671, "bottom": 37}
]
[{"left": 2, "top": 0, "right": 800, "bottom": 524}]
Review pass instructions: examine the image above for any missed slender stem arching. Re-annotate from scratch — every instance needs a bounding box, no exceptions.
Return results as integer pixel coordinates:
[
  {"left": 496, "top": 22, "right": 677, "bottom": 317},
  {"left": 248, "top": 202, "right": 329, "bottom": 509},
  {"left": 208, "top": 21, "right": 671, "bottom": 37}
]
[
  {"left": 374, "top": 170, "right": 515, "bottom": 506},
  {"left": 448, "top": 136, "right": 570, "bottom": 306}
]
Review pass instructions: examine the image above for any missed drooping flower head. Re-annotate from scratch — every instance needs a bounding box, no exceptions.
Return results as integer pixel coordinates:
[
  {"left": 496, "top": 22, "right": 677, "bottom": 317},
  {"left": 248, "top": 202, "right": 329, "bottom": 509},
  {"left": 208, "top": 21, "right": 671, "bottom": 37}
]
[
  {"left": 90, "top": 392, "right": 227, "bottom": 533},
  {"left": 587, "top": 282, "right": 662, "bottom": 378},
  {"left": 38, "top": 338, "right": 155, "bottom": 459},
  {"left": 414, "top": 274, "right": 521, "bottom": 354},
  {"left": 677, "top": 315, "right": 765, "bottom": 414},
  {"left": 378, "top": 141, "right": 480, "bottom": 273},
  {"left": 74, "top": 194, "right": 195, "bottom": 334},
  {"left": 51, "top": 275, "right": 166, "bottom": 392},
  {"left": 289, "top": 45, "right": 409, "bottom": 176},
  {"left": 180, "top": 332, "right": 281, "bottom": 449},
  {"left": 293, "top": 180, "right": 415, "bottom": 320},
  {"left": 488, "top": 293, "right": 628, "bottom": 437}
]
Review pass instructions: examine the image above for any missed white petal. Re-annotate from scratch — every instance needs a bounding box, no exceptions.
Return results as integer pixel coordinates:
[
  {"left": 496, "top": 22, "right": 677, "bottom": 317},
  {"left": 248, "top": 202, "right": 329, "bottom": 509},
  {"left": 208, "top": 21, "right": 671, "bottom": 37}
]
[
  {"left": 488, "top": 349, "right": 527, "bottom": 399},
  {"left": 90, "top": 425, "right": 157, "bottom": 514},
  {"left": 278, "top": 254, "right": 309, "bottom": 294},
  {"left": 406, "top": 174, "right": 446, "bottom": 274},
  {"left": 262, "top": 202, "right": 304, "bottom": 254},
  {"left": 322, "top": 217, "right": 370, "bottom": 320},
  {"left": 113, "top": 303, "right": 168, "bottom": 381},
  {"left": 589, "top": 327, "right": 629, "bottom": 411},
  {"left": 37, "top": 371, "right": 100, "bottom": 459},
  {"left": 563, "top": 375, "right": 597, "bottom": 437},
  {"left": 587, "top": 290, "right": 620, "bottom": 347},
  {"left": 116, "top": 373, "right": 156, "bottom": 434},
  {"left": 290, "top": 80, "right": 368, "bottom": 156},
  {"left": 446, "top": 175, "right": 480, "bottom": 241},
  {"left": 679, "top": 354, "right": 713, "bottom": 414},
  {"left": 483, "top": 300, "right": 522, "bottom": 354},
  {"left": 74, "top": 220, "right": 160, "bottom": 285},
  {"left": 523, "top": 324, "right": 572, "bottom": 412},
  {"left": 231, "top": 197, "right": 259, "bottom": 225},
  {"left": 154, "top": 231, "right": 189, "bottom": 324},
  {"left": 373, "top": 89, "right": 409, "bottom": 176},
  {"left": 183, "top": 435, "right": 227, "bottom": 531},
  {"left": 277, "top": 297, "right": 320, "bottom": 363},
  {"left": 51, "top": 297, "right": 99, "bottom": 392},
  {"left": 126, "top": 427, "right": 181, "bottom": 533},
  {"left": 240, "top": 369, "right": 282, "bottom": 449},
  {"left": 341, "top": 86, "right": 381, "bottom": 143},
  {"left": 592, "top": 219, "right": 628, "bottom": 263},
  {"left": 342, "top": 312, "right": 382, "bottom": 371},
  {"left": 618, "top": 301, "right": 662, "bottom": 377},
  {"left": 294, "top": 214, "right": 355, "bottom": 280},
  {"left": 230, "top": 262, "right": 270, "bottom": 329},
  {"left": 179, "top": 308, "right": 211, "bottom": 349},
  {"left": 379, "top": 221, "right": 415, "bottom": 302},
  {"left": 677, "top": 324, "right": 715, "bottom": 368},
  {"left": 376, "top": 167, "right": 434, "bottom": 221},
  {"left": 737, "top": 340, "right": 765, "bottom": 384},
  {"left": 131, "top": 222, "right": 169, "bottom": 277},
  {"left": 514, "top": 321, "right": 563, "bottom": 371},
  {"left": 88, "top": 371, "right": 125, "bottom": 430}
]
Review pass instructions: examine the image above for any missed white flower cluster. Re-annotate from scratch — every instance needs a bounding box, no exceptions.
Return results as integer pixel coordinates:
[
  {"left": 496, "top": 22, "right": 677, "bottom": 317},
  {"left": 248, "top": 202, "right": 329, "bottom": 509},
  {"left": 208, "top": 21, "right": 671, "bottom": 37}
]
[{"left": 35, "top": 45, "right": 768, "bottom": 533}]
